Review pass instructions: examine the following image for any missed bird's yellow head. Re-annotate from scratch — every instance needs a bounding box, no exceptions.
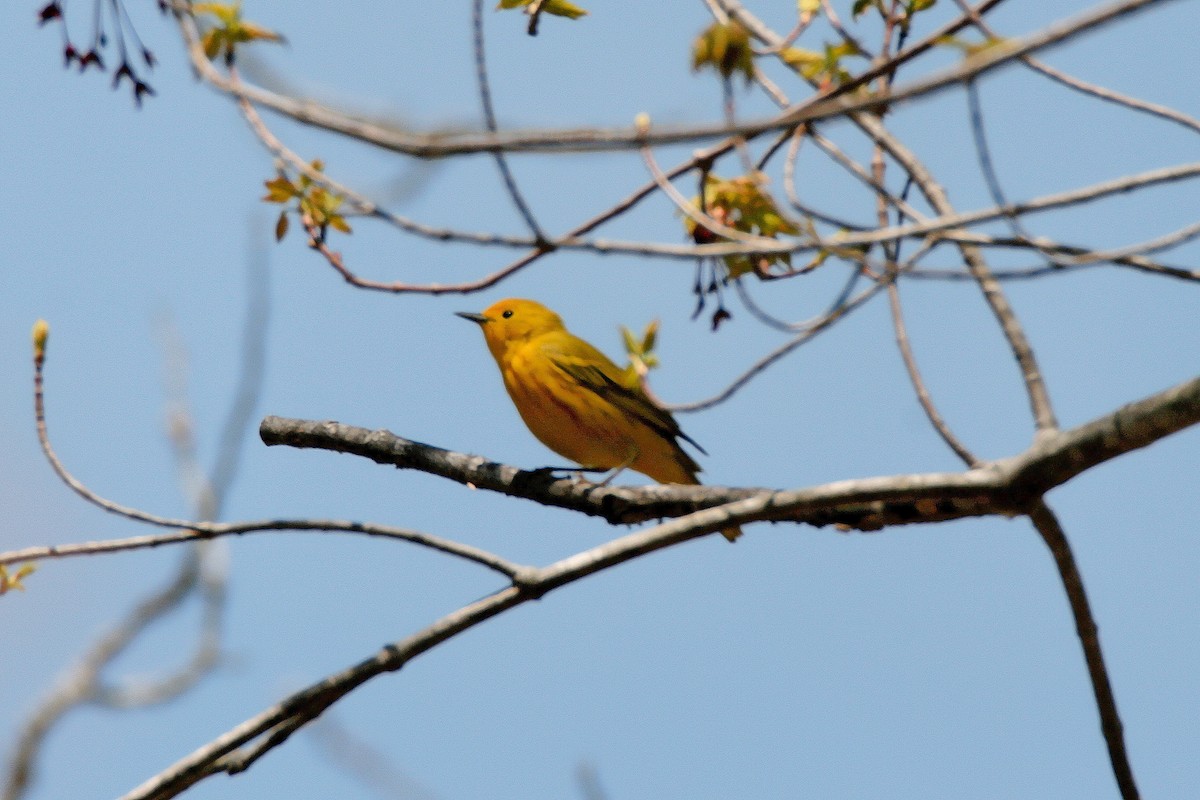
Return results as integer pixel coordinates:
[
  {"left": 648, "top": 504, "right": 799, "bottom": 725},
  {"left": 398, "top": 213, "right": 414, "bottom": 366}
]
[{"left": 457, "top": 298, "right": 566, "bottom": 361}]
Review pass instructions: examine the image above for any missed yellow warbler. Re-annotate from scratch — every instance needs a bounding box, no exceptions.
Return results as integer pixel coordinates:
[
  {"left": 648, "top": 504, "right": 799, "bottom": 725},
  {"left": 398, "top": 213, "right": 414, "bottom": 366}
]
[{"left": 458, "top": 298, "right": 741, "bottom": 542}]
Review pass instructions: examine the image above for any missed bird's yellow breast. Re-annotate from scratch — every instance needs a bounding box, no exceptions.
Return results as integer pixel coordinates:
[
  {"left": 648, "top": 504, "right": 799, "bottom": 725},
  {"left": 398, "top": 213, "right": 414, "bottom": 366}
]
[{"left": 501, "top": 341, "right": 634, "bottom": 470}]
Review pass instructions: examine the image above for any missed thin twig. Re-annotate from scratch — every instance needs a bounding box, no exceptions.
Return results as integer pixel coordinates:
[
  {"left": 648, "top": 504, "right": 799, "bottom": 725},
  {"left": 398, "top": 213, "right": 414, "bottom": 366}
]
[
  {"left": 965, "top": 79, "right": 1066, "bottom": 268},
  {"left": 802, "top": 161, "right": 1200, "bottom": 253},
  {"left": 857, "top": 105, "right": 1062, "bottom": 435},
  {"left": 715, "top": 0, "right": 1055, "bottom": 433},
  {"left": 1044, "top": 219, "right": 1200, "bottom": 267},
  {"left": 25, "top": 343, "right": 525, "bottom": 579},
  {"left": 808, "top": 127, "right": 928, "bottom": 222},
  {"left": 1029, "top": 57, "right": 1200, "bottom": 136},
  {"left": 671, "top": 280, "right": 888, "bottom": 412},
  {"left": 639, "top": 144, "right": 788, "bottom": 248},
  {"left": 0, "top": 520, "right": 525, "bottom": 580},
  {"left": 949, "top": 0, "right": 1200, "bottom": 138},
  {"left": 887, "top": 283, "right": 979, "bottom": 466},
  {"left": 234, "top": 87, "right": 540, "bottom": 252},
  {"left": 1028, "top": 501, "right": 1140, "bottom": 800},
  {"left": 784, "top": 128, "right": 873, "bottom": 230},
  {"left": 471, "top": 0, "right": 546, "bottom": 240}
]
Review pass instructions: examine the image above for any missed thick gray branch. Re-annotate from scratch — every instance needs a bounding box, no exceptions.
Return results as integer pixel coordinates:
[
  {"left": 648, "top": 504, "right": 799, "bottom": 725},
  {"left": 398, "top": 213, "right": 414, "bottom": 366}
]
[{"left": 259, "top": 373, "right": 1200, "bottom": 530}]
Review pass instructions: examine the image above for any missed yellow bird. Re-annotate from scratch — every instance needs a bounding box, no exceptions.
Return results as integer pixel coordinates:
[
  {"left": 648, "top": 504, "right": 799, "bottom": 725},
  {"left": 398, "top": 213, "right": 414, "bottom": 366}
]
[{"left": 458, "top": 298, "right": 741, "bottom": 542}]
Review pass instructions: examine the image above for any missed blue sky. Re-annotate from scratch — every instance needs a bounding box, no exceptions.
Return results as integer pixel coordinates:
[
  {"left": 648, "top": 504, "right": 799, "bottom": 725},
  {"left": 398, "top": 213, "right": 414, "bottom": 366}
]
[{"left": 2, "top": 1, "right": 1198, "bottom": 798}]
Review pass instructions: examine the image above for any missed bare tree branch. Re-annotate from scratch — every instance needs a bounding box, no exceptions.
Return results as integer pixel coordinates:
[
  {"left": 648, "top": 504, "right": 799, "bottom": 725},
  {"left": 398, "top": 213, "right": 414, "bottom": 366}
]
[
  {"left": 4, "top": 245, "right": 269, "bottom": 800},
  {"left": 261, "top": 371, "right": 1200, "bottom": 527},
  {"left": 471, "top": 0, "right": 546, "bottom": 239},
  {"left": 951, "top": 0, "right": 1200, "bottom": 137},
  {"left": 1028, "top": 501, "right": 1140, "bottom": 800},
  {"left": 886, "top": 282, "right": 980, "bottom": 466},
  {"left": 171, "top": 0, "right": 1178, "bottom": 157},
  {"left": 117, "top": 371, "right": 1200, "bottom": 799}
]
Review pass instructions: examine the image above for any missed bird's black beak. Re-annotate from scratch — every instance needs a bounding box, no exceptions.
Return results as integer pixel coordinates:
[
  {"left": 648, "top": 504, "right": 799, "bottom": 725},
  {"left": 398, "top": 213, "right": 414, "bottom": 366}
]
[{"left": 455, "top": 311, "right": 489, "bottom": 325}]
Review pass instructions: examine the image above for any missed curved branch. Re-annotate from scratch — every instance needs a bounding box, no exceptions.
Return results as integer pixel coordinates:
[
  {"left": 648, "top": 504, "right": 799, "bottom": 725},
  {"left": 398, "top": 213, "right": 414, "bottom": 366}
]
[
  {"left": 952, "top": 0, "right": 1200, "bottom": 138},
  {"left": 1028, "top": 501, "right": 1140, "bottom": 800},
  {"left": 172, "top": 0, "right": 1175, "bottom": 158},
  {"left": 27, "top": 348, "right": 524, "bottom": 579},
  {"left": 0, "top": 520, "right": 526, "bottom": 581},
  {"left": 887, "top": 283, "right": 979, "bottom": 466},
  {"left": 907, "top": 233, "right": 1200, "bottom": 282},
  {"left": 471, "top": 0, "right": 545, "bottom": 238},
  {"left": 671, "top": 279, "right": 888, "bottom": 411},
  {"left": 122, "top": 373, "right": 1200, "bottom": 799}
]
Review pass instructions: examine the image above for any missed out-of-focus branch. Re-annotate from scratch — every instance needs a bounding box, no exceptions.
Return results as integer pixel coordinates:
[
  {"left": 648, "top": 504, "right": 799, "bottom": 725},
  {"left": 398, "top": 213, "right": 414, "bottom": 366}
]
[
  {"left": 2, "top": 552, "right": 204, "bottom": 800},
  {"left": 4, "top": 244, "right": 269, "bottom": 800},
  {"left": 907, "top": 234, "right": 1200, "bottom": 282},
  {"left": 721, "top": 0, "right": 1060, "bottom": 434},
  {"left": 670, "top": 279, "right": 888, "bottom": 411},
  {"left": 951, "top": 0, "right": 1200, "bottom": 137},
  {"left": 471, "top": 0, "right": 545, "bottom": 240},
  {"left": 171, "top": 0, "right": 1174, "bottom": 157},
  {"left": 308, "top": 715, "right": 443, "bottom": 800},
  {"left": 887, "top": 283, "right": 979, "bottom": 466}
]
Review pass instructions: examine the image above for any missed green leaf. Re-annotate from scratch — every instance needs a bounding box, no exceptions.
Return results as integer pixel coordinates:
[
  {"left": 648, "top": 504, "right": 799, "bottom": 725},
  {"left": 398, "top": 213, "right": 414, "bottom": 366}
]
[
  {"left": 781, "top": 47, "right": 822, "bottom": 70},
  {"left": 496, "top": 0, "right": 587, "bottom": 19},
  {"left": 852, "top": 0, "right": 878, "bottom": 18},
  {"left": 0, "top": 563, "right": 36, "bottom": 595},
  {"left": 262, "top": 175, "right": 297, "bottom": 203},
  {"left": 542, "top": 0, "right": 587, "bottom": 18},
  {"left": 194, "top": 2, "right": 283, "bottom": 63},
  {"left": 641, "top": 320, "right": 658, "bottom": 353}
]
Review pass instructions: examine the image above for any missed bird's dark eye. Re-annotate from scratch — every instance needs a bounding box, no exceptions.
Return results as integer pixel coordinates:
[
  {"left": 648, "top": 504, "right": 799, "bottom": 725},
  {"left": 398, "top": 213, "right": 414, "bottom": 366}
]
[{"left": 502, "top": 309, "right": 514, "bottom": 318}]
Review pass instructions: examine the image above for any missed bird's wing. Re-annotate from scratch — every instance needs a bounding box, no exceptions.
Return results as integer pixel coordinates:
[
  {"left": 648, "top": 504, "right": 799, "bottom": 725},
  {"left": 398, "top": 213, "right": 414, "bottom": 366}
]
[{"left": 541, "top": 335, "right": 708, "bottom": 456}]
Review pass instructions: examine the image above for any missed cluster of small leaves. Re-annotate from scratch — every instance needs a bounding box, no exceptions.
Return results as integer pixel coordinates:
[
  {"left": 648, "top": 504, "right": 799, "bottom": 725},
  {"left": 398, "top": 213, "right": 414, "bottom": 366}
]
[
  {"left": 263, "top": 161, "right": 352, "bottom": 242},
  {"left": 680, "top": 175, "right": 803, "bottom": 330},
  {"left": 691, "top": 20, "right": 755, "bottom": 84},
  {"left": 684, "top": 175, "right": 800, "bottom": 279},
  {"left": 781, "top": 42, "right": 862, "bottom": 90},
  {"left": 37, "top": 0, "right": 160, "bottom": 106},
  {"left": 619, "top": 320, "right": 661, "bottom": 388},
  {"left": 194, "top": 2, "right": 283, "bottom": 66},
  {"left": 0, "top": 564, "right": 36, "bottom": 597},
  {"left": 853, "top": 0, "right": 937, "bottom": 34}
]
